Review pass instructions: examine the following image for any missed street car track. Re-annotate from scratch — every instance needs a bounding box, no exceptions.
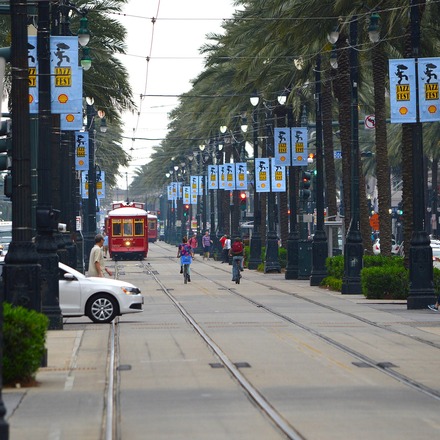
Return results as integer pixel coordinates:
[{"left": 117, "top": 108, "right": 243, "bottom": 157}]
[{"left": 141, "top": 248, "right": 440, "bottom": 404}]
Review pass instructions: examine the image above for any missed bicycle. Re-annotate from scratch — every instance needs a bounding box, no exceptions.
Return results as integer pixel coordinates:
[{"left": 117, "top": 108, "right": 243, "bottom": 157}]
[
  {"left": 232, "top": 256, "right": 243, "bottom": 284},
  {"left": 183, "top": 263, "right": 190, "bottom": 284}
]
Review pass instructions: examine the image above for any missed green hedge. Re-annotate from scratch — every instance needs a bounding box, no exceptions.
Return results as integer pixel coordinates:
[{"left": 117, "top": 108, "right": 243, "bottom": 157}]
[
  {"left": 361, "top": 265, "right": 409, "bottom": 299},
  {"left": 323, "top": 254, "right": 440, "bottom": 300},
  {"left": 3, "top": 303, "right": 49, "bottom": 385}
]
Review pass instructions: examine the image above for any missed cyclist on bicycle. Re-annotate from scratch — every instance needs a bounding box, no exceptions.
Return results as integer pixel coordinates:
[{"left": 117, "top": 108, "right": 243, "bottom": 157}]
[
  {"left": 177, "top": 236, "right": 194, "bottom": 282},
  {"left": 229, "top": 237, "right": 244, "bottom": 281}
]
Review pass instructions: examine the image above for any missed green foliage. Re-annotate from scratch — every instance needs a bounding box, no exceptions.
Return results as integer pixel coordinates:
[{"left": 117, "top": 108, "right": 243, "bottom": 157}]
[
  {"left": 278, "top": 247, "right": 287, "bottom": 269},
  {"left": 361, "top": 265, "right": 409, "bottom": 299},
  {"left": 321, "top": 276, "right": 343, "bottom": 291},
  {"left": 363, "top": 254, "right": 404, "bottom": 268},
  {"left": 3, "top": 303, "right": 49, "bottom": 385},
  {"left": 325, "top": 255, "right": 344, "bottom": 279}
]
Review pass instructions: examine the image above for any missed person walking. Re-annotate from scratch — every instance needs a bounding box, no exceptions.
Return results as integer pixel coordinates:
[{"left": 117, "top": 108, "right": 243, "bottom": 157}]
[
  {"left": 177, "top": 236, "right": 194, "bottom": 281},
  {"left": 188, "top": 233, "right": 198, "bottom": 259},
  {"left": 202, "top": 230, "right": 213, "bottom": 260},
  {"left": 88, "top": 234, "right": 112, "bottom": 277},
  {"left": 222, "top": 235, "right": 231, "bottom": 263}
]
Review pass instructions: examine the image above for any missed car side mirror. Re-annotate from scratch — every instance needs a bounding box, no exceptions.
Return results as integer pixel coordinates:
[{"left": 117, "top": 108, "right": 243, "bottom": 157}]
[{"left": 63, "top": 273, "right": 75, "bottom": 281}]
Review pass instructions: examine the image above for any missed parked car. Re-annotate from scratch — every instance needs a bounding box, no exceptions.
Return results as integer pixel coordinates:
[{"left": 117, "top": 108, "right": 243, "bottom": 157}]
[
  {"left": 372, "top": 238, "right": 402, "bottom": 255},
  {"left": 59, "top": 262, "right": 143, "bottom": 323}
]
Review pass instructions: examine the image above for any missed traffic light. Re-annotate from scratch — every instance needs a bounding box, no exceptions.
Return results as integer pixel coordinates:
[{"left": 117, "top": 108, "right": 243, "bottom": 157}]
[
  {"left": 300, "top": 171, "right": 311, "bottom": 200},
  {"left": 183, "top": 204, "right": 190, "bottom": 217},
  {"left": 240, "top": 192, "right": 247, "bottom": 211},
  {"left": 0, "top": 119, "right": 12, "bottom": 198}
]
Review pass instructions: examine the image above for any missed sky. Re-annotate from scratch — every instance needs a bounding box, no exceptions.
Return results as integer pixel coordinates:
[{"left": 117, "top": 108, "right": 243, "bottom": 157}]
[{"left": 113, "top": 0, "right": 238, "bottom": 188}]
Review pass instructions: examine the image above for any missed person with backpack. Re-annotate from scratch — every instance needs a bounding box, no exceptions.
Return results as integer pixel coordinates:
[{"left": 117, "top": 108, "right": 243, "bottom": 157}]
[
  {"left": 177, "top": 236, "right": 194, "bottom": 281},
  {"left": 229, "top": 237, "right": 244, "bottom": 281}
]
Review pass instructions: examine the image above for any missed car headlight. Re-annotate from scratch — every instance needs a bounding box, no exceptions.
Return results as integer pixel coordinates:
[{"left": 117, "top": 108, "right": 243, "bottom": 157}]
[{"left": 121, "top": 286, "right": 141, "bottom": 295}]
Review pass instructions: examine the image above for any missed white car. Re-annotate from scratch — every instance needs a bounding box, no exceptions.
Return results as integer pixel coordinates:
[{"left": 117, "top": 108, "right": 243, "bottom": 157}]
[
  {"left": 372, "top": 238, "right": 402, "bottom": 255},
  {"left": 59, "top": 262, "right": 143, "bottom": 323}
]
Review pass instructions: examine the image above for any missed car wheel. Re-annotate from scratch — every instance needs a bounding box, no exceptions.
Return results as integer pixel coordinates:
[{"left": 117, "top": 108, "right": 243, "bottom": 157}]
[{"left": 86, "top": 294, "right": 119, "bottom": 324}]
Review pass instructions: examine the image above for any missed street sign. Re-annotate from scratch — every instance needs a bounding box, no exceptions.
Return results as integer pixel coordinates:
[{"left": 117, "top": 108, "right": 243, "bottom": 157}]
[
  {"left": 370, "top": 212, "right": 379, "bottom": 230},
  {"left": 364, "top": 114, "right": 376, "bottom": 130}
]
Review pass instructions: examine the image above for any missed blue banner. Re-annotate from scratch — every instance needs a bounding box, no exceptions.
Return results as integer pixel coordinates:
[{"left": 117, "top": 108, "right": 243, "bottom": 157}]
[
  {"left": 271, "top": 162, "right": 286, "bottom": 192},
  {"left": 50, "top": 36, "right": 82, "bottom": 114},
  {"left": 255, "top": 158, "right": 270, "bottom": 192},
  {"left": 96, "top": 170, "right": 105, "bottom": 199},
  {"left": 219, "top": 164, "right": 227, "bottom": 189},
  {"left": 389, "top": 59, "right": 417, "bottom": 123},
  {"left": 207, "top": 165, "right": 218, "bottom": 189},
  {"left": 235, "top": 162, "right": 247, "bottom": 190},
  {"left": 75, "top": 131, "right": 89, "bottom": 171},
  {"left": 225, "top": 163, "right": 235, "bottom": 190},
  {"left": 190, "top": 175, "right": 198, "bottom": 195},
  {"left": 274, "top": 127, "right": 291, "bottom": 166},
  {"left": 28, "top": 36, "right": 38, "bottom": 114},
  {"left": 419, "top": 57, "right": 440, "bottom": 122},
  {"left": 183, "top": 186, "right": 190, "bottom": 204},
  {"left": 291, "top": 128, "right": 308, "bottom": 166}
]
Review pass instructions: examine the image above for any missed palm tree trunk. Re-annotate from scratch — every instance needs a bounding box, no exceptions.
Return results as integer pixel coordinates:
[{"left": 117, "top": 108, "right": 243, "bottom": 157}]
[{"left": 372, "top": 41, "right": 392, "bottom": 256}]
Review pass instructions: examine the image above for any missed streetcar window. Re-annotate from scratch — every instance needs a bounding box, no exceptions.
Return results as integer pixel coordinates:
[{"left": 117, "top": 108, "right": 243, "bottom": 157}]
[
  {"left": 112, "top": 220, "right": 121, "bottom": 236},
  {"left": 148, "top": 221, "right": 155, "bottom": 230},
  {"left": 123, "top": 219, "right": 133, "bottom": 236},
  {"left": 134, "top": 219, "right": 144, "bottom": 236}
]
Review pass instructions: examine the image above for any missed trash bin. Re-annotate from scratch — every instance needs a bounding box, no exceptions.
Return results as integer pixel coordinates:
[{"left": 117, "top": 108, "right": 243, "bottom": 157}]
[{"left": 298, "top": 240, "right": 312, "bottom": 279}]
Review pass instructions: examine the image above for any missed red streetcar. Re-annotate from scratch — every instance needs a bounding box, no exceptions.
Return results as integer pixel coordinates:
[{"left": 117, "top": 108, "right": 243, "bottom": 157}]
[
  {"left": 147, "top": 212, "right": 158, "bottom": 243},
  {"left": 106, "top": 202, "right": 149, "bottom": 260}
]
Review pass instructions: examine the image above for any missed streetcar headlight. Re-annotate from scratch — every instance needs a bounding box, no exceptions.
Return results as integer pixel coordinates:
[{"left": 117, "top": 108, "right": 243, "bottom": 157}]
[
  {"left": 121, "top": 286, "right": 141, "bottom": 295},
  {"left": 124, "top": 240, "right": 131, "bottom": 246}
]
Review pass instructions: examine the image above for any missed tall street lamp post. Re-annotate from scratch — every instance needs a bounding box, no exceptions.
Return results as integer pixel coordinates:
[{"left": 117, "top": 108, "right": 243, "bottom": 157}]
[
  {"left": 310, "top": 55, "right": 328, "bottom": 285},
  {"left": 264, "top": 108, "right": 281, "bottom": 273},
  {"left": 248, "top": 95, "right": 262, "bottom": 269},
  {"left": 84, "top": 101, "right": 97, "bottom": 269},
  {"left": 407, "top": 0, "right": 435, "bottom": 308},
  {"left": 280, "top": 93, "right": 300, "bottom": 279},
  {"left": 341, "top": 17, "right": 363, "bottom": 294},
  {"left": 35, "top": 0, "right": 63, "bottom": 328}
]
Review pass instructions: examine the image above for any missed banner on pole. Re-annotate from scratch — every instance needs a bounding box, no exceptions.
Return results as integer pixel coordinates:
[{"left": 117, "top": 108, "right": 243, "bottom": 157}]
[
  {"left": 389, "top": 58, "right": 417, "bottom": 123},
  {"left": 274, "top": 128, "right": 291, "bottom": 166},
  {"left": 225, "top": 163, "right": 235, "bottom": 189},
  {"left": 207, "top": 165, "right": 218, "bottom": 189},
  {"left": 235, "top": 162, "right": 247, "bottom": 190},
  {"left": 291, "top": 127, "right": 308, "bottom": 166},
  {"left": 255, "top": 158, "right": 270, "bottom": 192},
  {"left": 75, "top": 131, "right": 88, "bottom": 170},
  {"left": 271, "top": 163, "right": 286, "bottom": 192},
  {"left": 418, "top": 57, "right": 440, "bottom": 122}
]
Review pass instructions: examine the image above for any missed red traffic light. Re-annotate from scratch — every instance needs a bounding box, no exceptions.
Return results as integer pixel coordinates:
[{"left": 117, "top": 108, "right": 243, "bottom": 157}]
[
  {"left": 240, "top": 192, "right": 246, "bottom": 200},
  {"left": 185, "top": 204, "right": 189, "bottom": 210}
]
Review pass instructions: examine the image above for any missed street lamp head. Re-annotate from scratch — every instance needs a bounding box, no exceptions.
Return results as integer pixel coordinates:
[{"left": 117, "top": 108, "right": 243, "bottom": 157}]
[
  {"left": 327, "top": 26, "right": 340, "bottom": 44},
  {"left": 78, "top": 16, "right": 91, "bottom": 47},
  {"left": 277, "top": 94, "right": 287, "bottom": 106},
  {"left": 219, "top": 125, "right": 228, "bottom": 134},
  {"left": 368, "top": 12, "right": 380, "bottom": 43},
  {"left": 199, "top": 144, "right": 206, "bottom": 151},
  {"left": 173, "top": 165, "right": 179, "bottom": 171},
  {"left": 250, "top": 93, "right": 259, "bottom": 107}
]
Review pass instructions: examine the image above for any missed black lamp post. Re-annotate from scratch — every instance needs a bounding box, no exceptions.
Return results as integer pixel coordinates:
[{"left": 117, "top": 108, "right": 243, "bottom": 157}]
[
  {"left": 280, "top": 93, "right": 300, "bottom": 279},
  {"left": 407, "top": 0, "right": 435, "bottom": 308},
  {"left": 83, "top": 101, "right": 97, "bottom": 269},
  {"left": 34, "top": 0, "right": 63, "bottom": 328},
  {"left": 264, "top": 109, "right": 281, "bottom": 273},
  {"left": 310, "top": 55, "right": 328, "bottom": 285},
  {"left": 248, "top": 95, "right": 263, "bottom": 269},
  {"left": 341, "top": 17, "right": 363, "bottom": 294}
]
